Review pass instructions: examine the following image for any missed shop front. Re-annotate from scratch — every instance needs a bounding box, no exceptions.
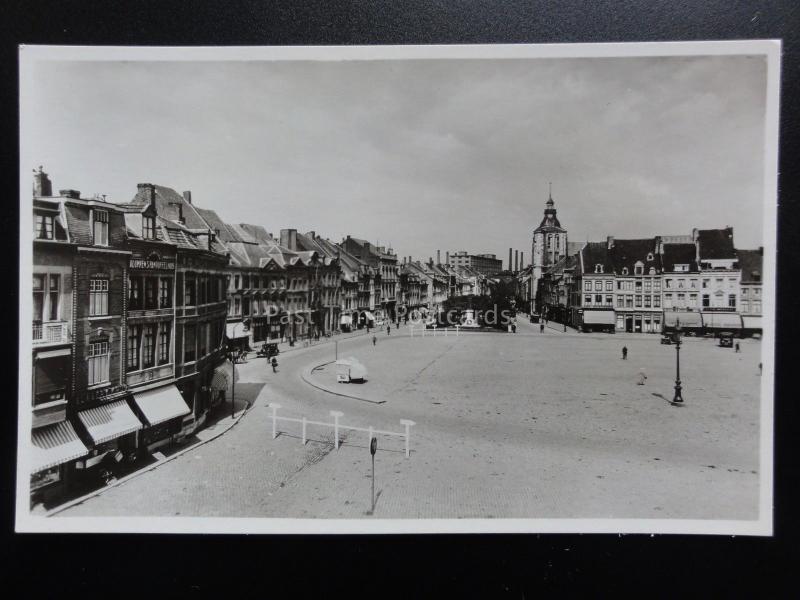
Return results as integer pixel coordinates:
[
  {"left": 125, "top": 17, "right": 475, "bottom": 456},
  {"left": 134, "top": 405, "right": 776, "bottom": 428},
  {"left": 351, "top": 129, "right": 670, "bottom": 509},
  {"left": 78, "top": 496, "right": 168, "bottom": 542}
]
[
  {"left": 701, "top": 311, "right": 743, "bottom": 337},
  {"left": 663, "top": 310, "right": 703, "bottom": 335},
  {"left": 577, "top": 308, "right": 616, "bottom": 333},
  {"left": 742, "top": 315, "right": 762, "bottom": 337},
  {"left": 225, "top": 322, "right": 251, "bottom": 353},
  {"left": 340, "top": 313, "right": 353, "bottom": 332},
  {"left": 74, "top": 399, "right": 143, "bottom": 480},
  {"left": 30, "top": 419, "right": 89, "bottom": 504},
  {"left": 130, "top": 384, "right": 192, "bottom": 452}
]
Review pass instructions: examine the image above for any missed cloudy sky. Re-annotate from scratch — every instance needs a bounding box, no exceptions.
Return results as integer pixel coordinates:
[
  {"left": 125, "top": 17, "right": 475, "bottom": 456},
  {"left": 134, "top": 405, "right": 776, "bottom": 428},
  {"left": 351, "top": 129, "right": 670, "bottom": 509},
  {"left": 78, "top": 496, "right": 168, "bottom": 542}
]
[{"left": 26, "top": 54, "right": 768, "bottom": 260}]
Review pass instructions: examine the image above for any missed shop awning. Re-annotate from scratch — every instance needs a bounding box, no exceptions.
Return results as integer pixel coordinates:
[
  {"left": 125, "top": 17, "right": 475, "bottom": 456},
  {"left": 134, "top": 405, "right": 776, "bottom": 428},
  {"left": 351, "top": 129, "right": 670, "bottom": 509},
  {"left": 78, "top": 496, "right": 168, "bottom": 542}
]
[
  {"left": 702, "top": 312, "right": 742, "bottom": 329},
  {"left": 131, "top": 384, "right": 191, "bottom": 427},
  {"left": 582, "top": 310, "right": 616, "bottom": 325},
  {"left": 362, "top": 311, "right": 375, "bottom": 321},
  {"left": 77, "top": 399, "right": 143, "bottom": 445},
  {"left": 31, "top": 420, "right": 88, "bottom": 473},
  {"left": 340, "top": 314, "right": 352, "bottom": 325},
  {"left": 210, "top": 360, "right": 239, "bottom": 393},
  {"left": 225, "top": 323, "right": 249, "bottom": 339},
  {"left": 742, "top": 315, "right": 763, "bottom": 330},
  {"left": 663, "top": 311, "right": 702, "bottom": 328}
]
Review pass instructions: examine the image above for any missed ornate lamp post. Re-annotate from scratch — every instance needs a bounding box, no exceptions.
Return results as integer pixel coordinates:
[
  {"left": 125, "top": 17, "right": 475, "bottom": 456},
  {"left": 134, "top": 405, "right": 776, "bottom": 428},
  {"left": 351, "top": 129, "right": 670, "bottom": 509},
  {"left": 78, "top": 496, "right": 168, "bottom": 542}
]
[{"left": 672, "top": 318, "right": 684, "bottom": 404}]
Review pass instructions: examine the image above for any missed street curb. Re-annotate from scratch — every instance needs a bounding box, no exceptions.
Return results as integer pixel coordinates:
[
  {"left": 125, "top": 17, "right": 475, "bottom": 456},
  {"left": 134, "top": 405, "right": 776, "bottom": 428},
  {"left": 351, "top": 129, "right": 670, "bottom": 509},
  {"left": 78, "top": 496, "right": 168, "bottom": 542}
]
[
  {"left": 300, "top": 360, "right": 387, "bottom": 404},
  {"left": 45, "top": 401, "right": 254, "bottom": 517}
]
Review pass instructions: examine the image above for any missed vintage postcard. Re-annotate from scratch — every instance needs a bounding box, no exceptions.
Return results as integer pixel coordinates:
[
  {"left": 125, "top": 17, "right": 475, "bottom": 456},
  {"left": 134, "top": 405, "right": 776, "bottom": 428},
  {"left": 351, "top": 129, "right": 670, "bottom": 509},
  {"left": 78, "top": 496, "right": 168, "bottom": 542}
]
[{"left": 17, "top": 42, "right": 779, "bottom": 534}]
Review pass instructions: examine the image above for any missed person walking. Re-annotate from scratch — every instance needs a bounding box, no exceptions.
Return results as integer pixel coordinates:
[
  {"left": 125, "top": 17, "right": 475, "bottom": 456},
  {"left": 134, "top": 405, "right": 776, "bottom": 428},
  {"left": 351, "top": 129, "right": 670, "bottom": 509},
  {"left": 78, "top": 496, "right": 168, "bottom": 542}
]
[
  {"left": 387, "top": 324, "right": 391, "bottom": 335},
  {"left": 372, "top": 335, "right": 377, "bottom": 346},
  {"left": 636, "top": 368, "right": 647, "bottom": 385},
  {"left": 540, "top": 322, "right": 544, "bottom": 333},
  {"left": 758, "top": 362, "right": 762, "bottom": 376},
  {"left": 735, "top": 342, "right": 741, "bottom": 353},
  {"left": 271, "top": 356, "right": 278, "bottom": 373},
  {"left": 622, "top": 346, "right": 628, "bottom": 360}
]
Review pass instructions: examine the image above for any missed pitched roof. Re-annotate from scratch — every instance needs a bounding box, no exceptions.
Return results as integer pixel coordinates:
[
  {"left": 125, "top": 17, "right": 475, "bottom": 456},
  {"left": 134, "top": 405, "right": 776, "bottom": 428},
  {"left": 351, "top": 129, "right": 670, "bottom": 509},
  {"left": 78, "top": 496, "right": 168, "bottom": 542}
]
[
  {"left": 127, "top": 184, "right": 209, "bottom": 230},
  {"left": 580, "top": 241, "right": 612, "bottom": 275},
  {"left": 237, "top": 224, "right": 274, "bottom": 244},
  {"left": 609, "top": 238, "right": 660, "bottom": 274},
  {"left": 697, "top": 228, "right": 736, "bottom": 260},
  {"left": 193, "top": 208, "right": 245, "bottom": 243},
  {"left": 661, "top": 243, "right": 698, "bottom": 272},
  {"left": 736, "top": 249, "right": 763, "bottom": 284}
]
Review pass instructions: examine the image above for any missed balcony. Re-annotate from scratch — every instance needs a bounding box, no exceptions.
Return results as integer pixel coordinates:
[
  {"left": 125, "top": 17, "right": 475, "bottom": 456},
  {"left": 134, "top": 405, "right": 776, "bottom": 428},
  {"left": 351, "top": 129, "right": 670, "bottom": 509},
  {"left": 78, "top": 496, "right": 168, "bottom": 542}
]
[{"left": 32, "top": 321, "right": 70, "bottom": 345}]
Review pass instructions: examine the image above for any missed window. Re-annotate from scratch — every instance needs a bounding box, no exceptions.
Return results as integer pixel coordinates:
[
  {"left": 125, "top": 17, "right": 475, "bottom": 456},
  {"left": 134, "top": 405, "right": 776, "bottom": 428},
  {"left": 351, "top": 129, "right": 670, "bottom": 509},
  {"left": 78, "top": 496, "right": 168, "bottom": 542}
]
[
  {"left": 654, "top": 295, "right": 661, "bottom": 308},
  {"left": 129, "top": 276, "right": 142, "bottom": 310},
  {"left": 689, "top": 293, "right": 698, "bottom": 307},
  {"left": 159, "top": 278, "right": 172, "bottom": 308},
  {"left": 644, "top": 279, "right": 651, "bottom": 291},
  {"left": 740, "top": 300, "right": 750, "bottom": 313},
  {"left": 702, "top": 294, "right": 710, "bottom": 308},
  {"left": 665, "top": 279, "right": 672, "bottom": 289},
  {"left": 728, "top": 294, "right": 736, "bottom": 308},
  {"left": 664, "top": 293, "right": 673, "bottom": 308},
  {"left": 234, "top": 275, "right": 241, "bottom": 289},
  {"left": 33, "top": 275, "right": 45, "bottom": 322},
  {"left": 649, "top": 267, "right": 656, "bottom": 275},
  {"left": 753, "top": 300, "right": 762, "bottom": 314},
  {"left": 754, "top": 288, "right": 761, "bottom": 297},
  {"left": 616, "top": 296, "right": 624, "bottom": 308},
  {"left": 622, "top": 267, "right": 629, "bottom": 275},
  {"left": 184, "top": 324, "right": 196, "bottom": 362},
  {"left": 35, "top": 214, "right": 55, "bottom": 240},
  {"left": 635, "top": 280, "right": 642, "bottom": 291},
  {"left": 242, "top": 297, "right": 250, "bottom": 316},
  {"left": 644, "top": 295, "right": 651, "bottom": 308},
  {"left": 89, "top": 278, "right": 109, "bottom": 316},
  {"left": 127, "top": 325, "right": 140, "bottom": 371},
  {"left": 595, "top": 264, "right": 603, "bottom": 273},
  {"left": 143, "top": 325, "right": 156, "bottom": 368},
  {"left": 605, "top": 295, "right": 613, "bottom": 305},
  {"left": 635, "top": 295, "right": 642, "bottom": 308},
  {"left": 48, "top": 275, "right": 60, "bottom": 320},
  {"left": 158, "top": 322, "right": 170, "bottom": 364},
  {"left": 678, "top": 279, "right": 686, "bottom": 289},
  {"left": 634, "top": 264, "right": 643, "bottom": 275},
  {"left": 647, "top": 253, "right": 654, "bottom": 261},
  {"left": 243, "top": 275, "right": 250, "bottom": 289},
  {"left": 626, "top": 295, "right": 633, "bottom": 308},
  {"left": 702, "top": 279, "right": 709, "bottom": 289},
  {"left": 144, "top": 277, "right": 158, "bottom": 309},
  {"left": 595, "top": 294, "right": 602, "bottom": 304},
  {"left": 677, "top": 293, "right": 685, "bottom": 307},
  {"left": 92, "top": 210, "right": 109, "bottom": 246},
  {"left": 142, "top": 215, "right": 156, "bottom": 240},
  {"left": 197, "top": 276, "right": 207, "bottom": 305},
  {"left": 584, "top": 282, "right": 592, "bottom": 291},
  {"left": 199, "top": 323, "right": 208, "bottom": 357},
  {"left": 87, "top": 341, "right": 110, "bottom": 385},
  {"left": 654, "top": 279, "right": 661, "bottom": 290},
  {"left": 234, "top": 296, "right": 241, "bottom": 315},
  {"left": 185, "top": 274, "right": 196, "bottom": 306},
  {"left": 594, "top": 281, "right": 602, "bottom": 291}
]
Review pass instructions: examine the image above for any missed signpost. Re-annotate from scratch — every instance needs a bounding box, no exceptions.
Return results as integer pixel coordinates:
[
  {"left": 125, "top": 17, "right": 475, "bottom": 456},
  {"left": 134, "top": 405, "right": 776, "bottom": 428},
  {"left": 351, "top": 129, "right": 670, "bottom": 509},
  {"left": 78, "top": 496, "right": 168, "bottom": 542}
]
[{"left": 370, "top": 436, "right": 377, "bottom": 514}]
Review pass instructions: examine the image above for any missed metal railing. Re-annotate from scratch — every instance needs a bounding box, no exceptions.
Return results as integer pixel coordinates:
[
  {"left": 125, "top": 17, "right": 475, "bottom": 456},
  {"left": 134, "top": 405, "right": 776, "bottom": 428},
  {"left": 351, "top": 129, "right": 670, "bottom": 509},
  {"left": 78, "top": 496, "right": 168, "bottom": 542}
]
[
  {"left": 268, "top": 403, "right": 416, "bottom": 458},
  {"left": 32, "top": 321, "right": 70, "bottom": 344},
  {"left": 409, "top": 325, "right": 460, "bottom": 337}
]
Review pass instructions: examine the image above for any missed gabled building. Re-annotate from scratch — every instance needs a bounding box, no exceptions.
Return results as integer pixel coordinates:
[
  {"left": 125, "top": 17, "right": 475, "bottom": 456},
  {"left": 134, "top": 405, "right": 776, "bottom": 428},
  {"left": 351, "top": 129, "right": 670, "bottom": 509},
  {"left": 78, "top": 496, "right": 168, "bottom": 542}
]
[
  {"left": 607, "top": 237, "right": 663, "bottom": 333},
  {"left": 695, "top": 227, "right": 743, "bottom": 334},
  {"left": 572, "top": 242, "right": 616, "bottom": 332},
  {"left": 658, "top": 241, "right": 703, "bottom": 334},
  {"left": 736, "top": 248, "right": 763, "bottom": 336}
]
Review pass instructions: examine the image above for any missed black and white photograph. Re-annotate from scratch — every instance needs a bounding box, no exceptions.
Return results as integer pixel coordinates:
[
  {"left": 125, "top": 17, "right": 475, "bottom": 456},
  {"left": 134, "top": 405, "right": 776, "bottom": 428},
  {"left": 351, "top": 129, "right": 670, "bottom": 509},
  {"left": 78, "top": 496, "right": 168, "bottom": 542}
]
[{"left": 17, "top": 42, "right": 779, "bottom": 535}]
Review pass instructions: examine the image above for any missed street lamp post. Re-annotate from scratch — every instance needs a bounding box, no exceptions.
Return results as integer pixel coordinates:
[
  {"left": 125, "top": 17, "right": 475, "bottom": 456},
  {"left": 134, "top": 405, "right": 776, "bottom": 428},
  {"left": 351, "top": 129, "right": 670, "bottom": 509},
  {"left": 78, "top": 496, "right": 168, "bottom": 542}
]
[
  {"left": 227, "top": 321, "right": 242, "bottom": 420},
  {"left": 672, "top": 319, "right": 684, "bottom": 404}
]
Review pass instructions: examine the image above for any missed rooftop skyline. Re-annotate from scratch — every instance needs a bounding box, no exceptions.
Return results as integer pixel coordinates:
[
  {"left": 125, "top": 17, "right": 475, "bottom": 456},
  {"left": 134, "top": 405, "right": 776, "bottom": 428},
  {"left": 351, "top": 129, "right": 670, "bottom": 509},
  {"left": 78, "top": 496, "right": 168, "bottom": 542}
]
[{"left": 25, "top": 55, "right": 768, "bottom": 259}]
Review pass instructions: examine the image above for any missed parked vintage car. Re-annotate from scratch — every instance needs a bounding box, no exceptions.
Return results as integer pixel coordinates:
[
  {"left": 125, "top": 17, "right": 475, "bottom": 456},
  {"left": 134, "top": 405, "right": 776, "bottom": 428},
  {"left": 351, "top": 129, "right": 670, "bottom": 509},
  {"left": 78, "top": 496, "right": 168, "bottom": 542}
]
[
  {"left": 718, "top": 332, "right": 735, "bottom": 347},
  {"left": 336, "top": 357, "right": 368, "bottom": 383},
  {"left": 256, "top": 342, "right": 280, "bottom": 358},
  {"left": 660, "top": 334, "right": 673, "bottom": 345}
]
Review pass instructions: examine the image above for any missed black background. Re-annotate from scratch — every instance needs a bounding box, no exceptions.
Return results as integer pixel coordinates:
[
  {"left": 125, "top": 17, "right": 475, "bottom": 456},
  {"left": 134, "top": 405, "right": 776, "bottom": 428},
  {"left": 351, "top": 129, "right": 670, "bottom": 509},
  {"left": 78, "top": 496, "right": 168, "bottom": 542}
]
[{"left": 2, "top": 1, "right": 799, "bottom": 595}]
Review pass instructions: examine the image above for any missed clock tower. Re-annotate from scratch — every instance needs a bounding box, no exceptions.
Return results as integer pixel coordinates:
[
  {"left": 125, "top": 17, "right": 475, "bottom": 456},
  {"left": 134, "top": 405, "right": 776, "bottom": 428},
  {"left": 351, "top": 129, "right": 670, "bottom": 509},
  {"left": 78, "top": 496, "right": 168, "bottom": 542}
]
[{"left": 531, "top": 185, "right": 568, "bottom": 313}]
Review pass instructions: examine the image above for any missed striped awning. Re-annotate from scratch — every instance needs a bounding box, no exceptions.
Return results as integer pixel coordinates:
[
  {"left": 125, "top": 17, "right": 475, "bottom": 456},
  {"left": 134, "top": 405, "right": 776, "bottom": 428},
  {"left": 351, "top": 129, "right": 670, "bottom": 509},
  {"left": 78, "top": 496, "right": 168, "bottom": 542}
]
[
  {"left": 31, "top": 420, "right": 88, "bottom": 473},
  {"left": 702, "top": 312, "right": 742, "bottom": 329},
  {"left": 210, "top": 360, "right": 239, "bottom": 392},
  {"left": 77, "top": 399, "right": 143, "bottom": 445},
  {"left": 132, "top": 384, "right": 191, "bottom": 427}
]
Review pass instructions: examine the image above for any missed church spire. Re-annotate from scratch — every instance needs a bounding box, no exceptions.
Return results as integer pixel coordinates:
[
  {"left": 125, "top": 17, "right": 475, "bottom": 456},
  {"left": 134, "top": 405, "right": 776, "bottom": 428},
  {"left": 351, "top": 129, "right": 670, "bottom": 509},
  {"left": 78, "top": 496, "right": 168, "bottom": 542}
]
[{"left": 546, "top": 182, "right": 554, "bottom": 208}]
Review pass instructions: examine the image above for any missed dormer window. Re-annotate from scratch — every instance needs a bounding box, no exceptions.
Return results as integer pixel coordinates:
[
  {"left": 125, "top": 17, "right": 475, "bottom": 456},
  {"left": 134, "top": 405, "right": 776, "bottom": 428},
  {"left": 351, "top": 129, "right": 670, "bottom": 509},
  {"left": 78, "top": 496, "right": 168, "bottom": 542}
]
[
  {"left": 594, "top": 264, "right": 603, "bottom": 273},
  {"left": 621, "top": 267, "right": 629, "bottom": 276},
  {"left": 646, "top": 252, "right": 654, "bottom": 261},
  {"left": 649, "top": 267, "right": 656, "bottom": 275},
  {"left": 142, "top": 215, "right": 156, "bottom": 240},
  {"left": 34, "top": 214, "right": 54, "bottom": 240},
  {"left": 634, "top": 261, "right": 644, "bottom": 275},
  {"left": 93, "top": 210, "right": 109, "bottom": 246}
]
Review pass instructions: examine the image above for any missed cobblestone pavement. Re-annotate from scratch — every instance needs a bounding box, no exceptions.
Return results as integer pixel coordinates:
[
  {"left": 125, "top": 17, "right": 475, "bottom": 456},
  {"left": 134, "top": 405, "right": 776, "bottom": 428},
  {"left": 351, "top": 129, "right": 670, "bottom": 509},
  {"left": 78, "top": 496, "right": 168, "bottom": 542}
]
[{"left": 58, "top": 319, "right": 762, "bottom": 520}]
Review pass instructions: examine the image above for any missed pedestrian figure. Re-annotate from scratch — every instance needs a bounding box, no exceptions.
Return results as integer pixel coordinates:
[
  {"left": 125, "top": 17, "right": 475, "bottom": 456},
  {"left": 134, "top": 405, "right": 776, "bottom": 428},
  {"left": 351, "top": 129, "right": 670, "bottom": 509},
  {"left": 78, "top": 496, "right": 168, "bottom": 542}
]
[
  {"left": 372, "top": 335, "right": 377, "bottom": 346},
  {"left": 636, "top": 368, "right": 647, "bottom": 385},
  {"left": 387, "top": 325, "right": 391, "bottom": 335},
  {"left": 540, "top": 323, "right": 544, "bottom": 333},
  {"left": 758, "top": 362, "right": 762, "bottom": 376},
  {"left": 622, "top": 346, "right": 628, "bottom": 360},
  {"left": 735, "top": 342, "right": 740, "bottom": 353},
  {"left": 512, "top": 322, "right": 517, "bottom": 334},
  {"left": 271, "top": 357, "right": 278, "bottom": 373}
]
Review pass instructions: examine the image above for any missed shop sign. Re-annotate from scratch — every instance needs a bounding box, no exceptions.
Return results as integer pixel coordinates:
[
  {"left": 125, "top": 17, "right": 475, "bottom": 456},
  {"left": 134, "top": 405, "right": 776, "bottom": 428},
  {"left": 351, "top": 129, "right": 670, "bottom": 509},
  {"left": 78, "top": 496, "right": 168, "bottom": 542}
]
[{"left": 130, "top": 258, "right": 175, "bottom": 271}]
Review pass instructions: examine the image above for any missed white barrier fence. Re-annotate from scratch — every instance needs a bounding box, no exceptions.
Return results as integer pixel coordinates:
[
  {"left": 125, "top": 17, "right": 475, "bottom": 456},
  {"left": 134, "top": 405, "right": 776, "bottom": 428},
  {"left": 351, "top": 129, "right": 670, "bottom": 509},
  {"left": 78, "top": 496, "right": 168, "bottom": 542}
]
[
  {"left": 268, "top": 403, "right": 416, "bottom": 458},
  {"left": 409, "top": 325, "right": 460, "bottom": 338}
]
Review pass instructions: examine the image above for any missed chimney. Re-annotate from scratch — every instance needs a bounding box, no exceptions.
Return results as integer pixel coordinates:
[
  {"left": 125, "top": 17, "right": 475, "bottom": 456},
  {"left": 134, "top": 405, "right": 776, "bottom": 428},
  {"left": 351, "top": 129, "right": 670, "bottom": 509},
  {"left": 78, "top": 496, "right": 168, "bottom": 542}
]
[
  {"left": 520, "top": 251, "right": 524, "bottom": 268},
  {"left": 308, "top": 231, "right": 316, "bottom": 239},
  {"left": 429, "top": 257, "right": 433, "bottom": 267},
  {"left": 33, "top": 167, "right": 52, "bottom": 197},
  {"left": 183, "top": 191, "right": 192, "bottom": 204},
  {"left": 59, "top": 189, "right": 80, "bottom": 199},
  {"left": 437, "top": 250, "right": 441, "bottom": 264},
  {"left": 446, "top": 251, "right": 450, "bottom": 264},
  {"left": 280, "top": 228, "right": 297, "bottom": 251},
  {"left": 607, "top": 236, "right": 615, "bottom": 250},
  {"left": 515, "top": 250, "right": 519, "bottom": 272},
  {"left": 508, "top": 248, "right": 512, "bottom": 271}
]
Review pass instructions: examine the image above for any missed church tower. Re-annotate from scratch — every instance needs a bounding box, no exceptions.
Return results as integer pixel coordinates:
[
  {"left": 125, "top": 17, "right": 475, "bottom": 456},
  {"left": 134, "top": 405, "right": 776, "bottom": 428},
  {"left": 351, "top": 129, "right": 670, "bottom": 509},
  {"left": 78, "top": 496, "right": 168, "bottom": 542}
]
[{"left": 531, "top": 185, "right": 568, "bottom": 313}]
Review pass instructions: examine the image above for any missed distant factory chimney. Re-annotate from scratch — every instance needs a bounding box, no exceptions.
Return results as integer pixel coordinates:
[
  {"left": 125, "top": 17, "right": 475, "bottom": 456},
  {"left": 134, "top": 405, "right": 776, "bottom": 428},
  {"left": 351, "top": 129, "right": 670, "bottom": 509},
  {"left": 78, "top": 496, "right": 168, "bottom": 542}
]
[
  {"left": 183, "top": 190, "right": 192, "bottom": 204},
  {"left": 32, "top": 166, "right": 52, "bottom": 197},
  {"left": 445, "top": 251, "right": 450, "bottom": 264},
  {"left": 508, "top": 248, "right": 512, "bottom": 271},
  {"left": 437, "top": 250, "right": 441, "bottom": 264},
  {"left": 515, "top": 250, "right": 519, "bottom": 272},
  {"left": 520, "top": 251, "right": 524, "bottom": 268}
]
